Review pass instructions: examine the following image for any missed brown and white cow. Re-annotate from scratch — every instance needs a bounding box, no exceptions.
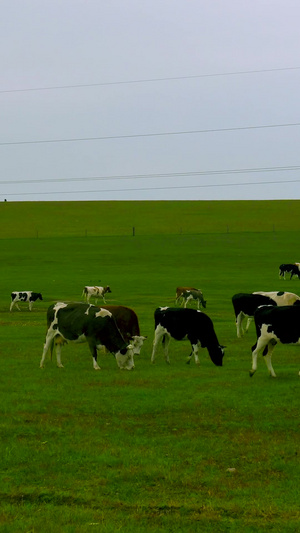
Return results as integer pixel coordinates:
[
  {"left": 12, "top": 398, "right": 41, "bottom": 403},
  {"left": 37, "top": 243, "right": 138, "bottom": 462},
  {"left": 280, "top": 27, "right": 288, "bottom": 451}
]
[
  {"left": 82, "top": 285, "right": 111, "bottom": 304},
  {"left": 181, "top": 289, "right": 207, "bottom": 309},
  {"left": 101, "top": 305, "right": 147, "bottom": 355},
  {"left": 175, "top": 286, "right": 201, "bottom": 304}
]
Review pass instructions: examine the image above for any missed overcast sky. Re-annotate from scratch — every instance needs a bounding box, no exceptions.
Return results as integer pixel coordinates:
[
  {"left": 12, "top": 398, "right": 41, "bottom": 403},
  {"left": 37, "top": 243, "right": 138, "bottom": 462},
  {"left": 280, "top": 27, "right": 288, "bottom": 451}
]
[{"left": 1, "top": 1, "right": 300, "bottom": 201}]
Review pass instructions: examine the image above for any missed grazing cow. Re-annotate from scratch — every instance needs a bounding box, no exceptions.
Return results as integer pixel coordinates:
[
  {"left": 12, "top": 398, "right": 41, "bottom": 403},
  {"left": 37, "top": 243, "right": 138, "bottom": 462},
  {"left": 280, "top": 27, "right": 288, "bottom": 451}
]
[
  {"left": 40, "top": 302, "right": 135, "bottom": 370},
  {"left": 101, "top": 305, "right": 147, "bottom": 355},
  {"left": 279, "top": 264, "right": 300, "bottom": 280},
  {"left": 82, "top": 285, "right": 111, "bottom": 304},
  {"left": 232, "top": 291, "right": 300, "bottom": 337},
  {"left": 181, "top": 289, "right": 207, "bottom": 309},
  {"left": 250, "top": 304, "right": 300, "bottom": 377},
  {"left": 175, "top": 286, "right": 200, "bottom": 304},
  {"left": 151, "top": 307, "right": 224, "bottom": 367},
  {"left": 10, "top": 291, "right": 43, "bottom": 311}
]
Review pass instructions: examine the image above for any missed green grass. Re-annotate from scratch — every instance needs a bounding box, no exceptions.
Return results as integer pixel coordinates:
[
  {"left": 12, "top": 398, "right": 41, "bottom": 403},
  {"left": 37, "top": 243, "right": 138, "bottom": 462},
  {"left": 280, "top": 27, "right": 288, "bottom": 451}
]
[
  {"left": 0, "top": 201, "right": 300, "bottom": 531},
  {"left": 1, "top": 199, "right": 300, "bottom": 238}
]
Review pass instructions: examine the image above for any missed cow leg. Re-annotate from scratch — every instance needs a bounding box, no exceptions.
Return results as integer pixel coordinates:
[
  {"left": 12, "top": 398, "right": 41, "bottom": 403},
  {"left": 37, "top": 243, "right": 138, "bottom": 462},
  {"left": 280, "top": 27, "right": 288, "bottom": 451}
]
[
  {"left": 55, "top": 343, "right": 64, "bottom": 368},
  {"left": 263, "top": 341, "right": 277, "bottom": 378},
  {"left": 10, "top": 301, "right": 21, "bottom": 311},
  {"left": 187, "top": 343, "right": 200, "bottom": 365},
  {"left": 245, "top": 317, "right": 253, "bottom": 333},
  {"left": 250, "top": 337, "right": 268, "bottom": 377},
  {"left": 186, "top": 351, "right": 193, "bottom": 364},
  {"left": 236, "top": 312, "right": 244, "bottom": 337},
  {"left": 151, "top": 325, "right": 167, "bottom": 363},
  {"left": 29, "top": 301, "right": 33, "bottom": 311},
  {"left": 102, "top": 297, "right": 106, "bottom": 304},
  {"left": 162, "top": 334, "right": 171, "bottom": 364},
  {"left": 40, "top": 329, "right": 56, "bottom": 368},
  {"left": 88, "top": 341, "right": 101, "bottom": 370},
  {"left": 194, "top": 343, "right": 201, "bottom": 365}
]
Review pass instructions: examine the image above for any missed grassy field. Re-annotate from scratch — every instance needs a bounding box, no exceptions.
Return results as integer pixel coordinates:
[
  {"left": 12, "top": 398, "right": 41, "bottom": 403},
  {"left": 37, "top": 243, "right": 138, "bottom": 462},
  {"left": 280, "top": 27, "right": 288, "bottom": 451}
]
[{"left": 0, "top": 201, "right": 300, "bottom": 532}]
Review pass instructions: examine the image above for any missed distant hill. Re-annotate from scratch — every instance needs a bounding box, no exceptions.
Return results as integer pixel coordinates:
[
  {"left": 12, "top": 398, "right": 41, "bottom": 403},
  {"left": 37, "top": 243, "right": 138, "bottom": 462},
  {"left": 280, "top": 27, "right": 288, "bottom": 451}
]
[{"left": 0, "top": 199, "right": 299, "bottom": 239}]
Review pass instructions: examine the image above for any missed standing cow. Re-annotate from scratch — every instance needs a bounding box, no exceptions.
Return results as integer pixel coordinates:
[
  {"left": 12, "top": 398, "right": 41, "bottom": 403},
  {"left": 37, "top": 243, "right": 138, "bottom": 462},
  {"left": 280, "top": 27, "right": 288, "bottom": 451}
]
[
  {"left": 151, "top": 307, "right": 224, "bottom": 367},
  {"left": 10, "top": 291, "right": 43, "bottom": 311},
  {"left": 82, "top": 285, "right": 111, "bottom": 304},
  {"left": 232, "top": 291, "right": 300, "bottom": 337},
  {"left": 279, "top": 264, "right": 300, "bottom": 280},
  {"left": 176, "top": 286, "right": 201, "bottom": 304},
  {"left": 40, "top": 302, "right": 135, "bottom": 370},
  {"left": 250, "top": 304, "right": 300, "bottom": 377},
  {"left": 181, "top": 289, "right": 207, "bottom": 309}
]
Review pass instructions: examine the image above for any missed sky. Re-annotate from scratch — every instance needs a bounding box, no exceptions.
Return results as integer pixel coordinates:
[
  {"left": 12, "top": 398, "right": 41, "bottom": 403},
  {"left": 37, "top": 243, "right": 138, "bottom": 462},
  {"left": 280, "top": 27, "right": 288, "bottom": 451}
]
[{"left": 1, "top": 0, "right": 300, "bottom": 202}]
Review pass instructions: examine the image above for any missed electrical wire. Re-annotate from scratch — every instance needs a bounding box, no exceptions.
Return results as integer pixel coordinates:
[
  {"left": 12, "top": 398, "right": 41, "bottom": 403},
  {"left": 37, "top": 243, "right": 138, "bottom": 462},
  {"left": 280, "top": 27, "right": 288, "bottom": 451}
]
[
  {"left": 1, "top": 122, "right": 300, "bottom": 147},
  {"left": 1, "top": 165, "right": 300, "bottom": 185},
  {"left": 2, "top": 178, "right": 300, "bottom": 197},
  {"left": 1, "top": 66, "right": 300, "bottom": 94}
]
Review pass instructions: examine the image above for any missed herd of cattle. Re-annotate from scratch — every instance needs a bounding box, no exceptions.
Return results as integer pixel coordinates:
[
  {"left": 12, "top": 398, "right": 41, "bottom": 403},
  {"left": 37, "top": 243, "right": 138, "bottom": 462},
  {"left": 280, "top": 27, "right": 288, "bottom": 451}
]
[{"left": 9, "top": 269, "right": 300, "bottom": 378}]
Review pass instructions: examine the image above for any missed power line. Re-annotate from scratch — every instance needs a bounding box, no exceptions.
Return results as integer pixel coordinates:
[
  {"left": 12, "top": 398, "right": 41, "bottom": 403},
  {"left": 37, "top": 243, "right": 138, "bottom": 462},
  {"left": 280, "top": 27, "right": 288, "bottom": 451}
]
[
  {"left": 2, "top": 179, "right": 300, "bottom": 197},
  {"left": 1, "top": 165, "right": 300, "bottom": 186},
  {"left": 1, "top": 66, "right": 300, "bottom": 94},
  {"left": 1, "top": 122, "right": 300, "bottom": 147}
]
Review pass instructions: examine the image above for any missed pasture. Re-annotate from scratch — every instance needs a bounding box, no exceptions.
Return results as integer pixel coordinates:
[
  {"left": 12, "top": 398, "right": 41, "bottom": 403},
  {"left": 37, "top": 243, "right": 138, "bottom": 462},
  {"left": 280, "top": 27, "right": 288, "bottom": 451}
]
[{"left": 0, "top": 200, "right": 299, "bottom": 532}]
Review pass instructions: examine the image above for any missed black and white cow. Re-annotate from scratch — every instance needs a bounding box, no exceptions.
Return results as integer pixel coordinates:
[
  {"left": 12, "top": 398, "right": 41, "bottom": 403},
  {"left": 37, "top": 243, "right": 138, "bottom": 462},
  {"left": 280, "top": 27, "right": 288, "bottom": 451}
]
[
  {"left": 279, "top": 264, "right": 300, "bottom": 280},
  {"left": 10, "top": 291, "right": 43, "bottom": 311},
  {"left": 232, "top": 291, "right": 300, "bottom": 337},
  {"left": 250, "top": 304, "right": 300, "bottom": 377},
  {"left": 181, "top": 289, "right": 207, "bottom": 309},
  {"left": 40, "top": 302, "right": 135, "bottom": 370},
  {"left": 151, "top": 307, "right": 224, "bottom": 367},
  {"left": 82, "top": 285, "right": 111, "bottom": 304}
]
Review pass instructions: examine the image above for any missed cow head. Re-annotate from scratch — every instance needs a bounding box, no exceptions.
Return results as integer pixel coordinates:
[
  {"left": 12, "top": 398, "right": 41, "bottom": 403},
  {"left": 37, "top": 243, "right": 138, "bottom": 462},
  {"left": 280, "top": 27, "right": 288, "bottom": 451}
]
[
  {"left": 130, "top": 335, "right": 147, "bottom": 355},
  {"left": 209, "top": 345, "right": 225, "bottom": 367},
  {"left": 115, "top": 344, "right": 135, "bottom": 370},
  {"left": 37, "top": 293, "right": 43, "bottom": 301}
]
